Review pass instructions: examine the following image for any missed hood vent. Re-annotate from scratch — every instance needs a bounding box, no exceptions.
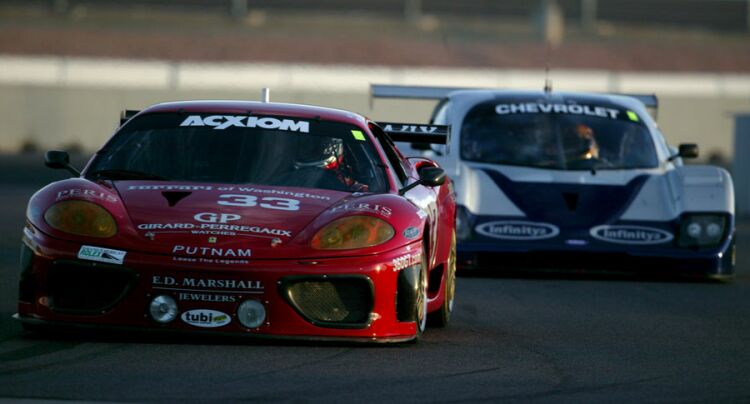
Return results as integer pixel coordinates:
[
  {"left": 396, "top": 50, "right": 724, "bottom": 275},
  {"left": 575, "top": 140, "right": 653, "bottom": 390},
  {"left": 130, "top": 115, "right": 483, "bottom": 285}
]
[
  {"left": 162, "top": 191, "right": 191, "bottom": 207},
  {"left": 481, "top": 168, "right": 650, "bottom": 228},
  {"left": 562, "top": 192, "right": 579, "bottom": 211}
]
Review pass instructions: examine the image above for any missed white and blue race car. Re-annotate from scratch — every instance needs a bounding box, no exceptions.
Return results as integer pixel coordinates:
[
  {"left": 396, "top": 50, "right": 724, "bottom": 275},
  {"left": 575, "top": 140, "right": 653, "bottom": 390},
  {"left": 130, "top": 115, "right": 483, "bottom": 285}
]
[{"left": 372, "top": 85, "right": 735, "bottom": 279}]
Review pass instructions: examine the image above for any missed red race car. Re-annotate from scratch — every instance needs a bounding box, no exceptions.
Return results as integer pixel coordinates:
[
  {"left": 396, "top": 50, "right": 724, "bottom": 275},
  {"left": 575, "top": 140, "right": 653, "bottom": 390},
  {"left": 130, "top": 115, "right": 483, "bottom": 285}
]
[{"left": 16, "top": 98, "right": 457, "bottom": 343}]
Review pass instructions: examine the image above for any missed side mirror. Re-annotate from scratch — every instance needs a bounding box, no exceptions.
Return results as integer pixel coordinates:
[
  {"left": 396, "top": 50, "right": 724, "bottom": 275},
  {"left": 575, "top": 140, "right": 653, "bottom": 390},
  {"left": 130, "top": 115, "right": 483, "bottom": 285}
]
[
  {"left": 668, "top": 143, "right": 699, "bottom": 162},
  {"left": 419, "top": 167, "right": 446, "bottom": 187},
  {"left": 399, "top": 167, "right": 446, "bottom": 195},
  {"left": 678, "top": 143, "right": 699, "bottom": 159},
  {"left": 45, "top": 150, "right": 80, "bottom": 177}
]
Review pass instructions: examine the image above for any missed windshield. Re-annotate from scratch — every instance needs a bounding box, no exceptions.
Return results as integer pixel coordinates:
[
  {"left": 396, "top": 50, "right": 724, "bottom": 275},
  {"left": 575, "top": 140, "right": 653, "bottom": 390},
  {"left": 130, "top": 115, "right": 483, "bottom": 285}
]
[
  {"left": 88, "top": 113, "right": 388, "bottom": 193},
  {"left": 460, "top": 101, "right": 658, "bottom": 170}
]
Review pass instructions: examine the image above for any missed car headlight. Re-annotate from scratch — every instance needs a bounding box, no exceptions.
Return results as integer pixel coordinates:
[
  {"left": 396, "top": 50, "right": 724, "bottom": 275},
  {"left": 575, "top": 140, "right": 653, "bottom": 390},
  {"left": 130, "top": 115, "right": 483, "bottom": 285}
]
[
  {"left": 149, "top": 295, "right": 178, "bottom": 324},
  {"left": 44, "top": 200, "right": 117, "bottom": 238},
  {"left": 237, "top": 300, "right": 266, "bottom": 329},
  {"left": 311, "top": 215, "right": 395, "bottom": 250},
  {"left": 678, "top": 214, "right": 726, "bottom": 248}
]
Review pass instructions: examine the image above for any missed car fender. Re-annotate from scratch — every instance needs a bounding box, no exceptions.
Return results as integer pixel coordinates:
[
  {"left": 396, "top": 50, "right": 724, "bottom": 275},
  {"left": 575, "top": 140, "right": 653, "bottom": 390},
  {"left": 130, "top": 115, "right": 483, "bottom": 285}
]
[
  {"left": 456, "top": 163, "right": 524, "bottom": 217},
  {"left": 619, "top": 173, "right": 681, "bottom": 221},
  {"left": 674, "top": 165, "right": 734, "bottom": 215},
  {"left": 26, "top": 178, "right": 136, "bottom": 241}
]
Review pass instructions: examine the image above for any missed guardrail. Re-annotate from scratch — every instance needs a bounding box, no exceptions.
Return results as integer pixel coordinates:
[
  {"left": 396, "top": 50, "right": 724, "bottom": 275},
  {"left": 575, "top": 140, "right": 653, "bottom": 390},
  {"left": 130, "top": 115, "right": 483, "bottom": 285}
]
[{"left": 6, "top": 0, "right": 750, "bottom": 32}]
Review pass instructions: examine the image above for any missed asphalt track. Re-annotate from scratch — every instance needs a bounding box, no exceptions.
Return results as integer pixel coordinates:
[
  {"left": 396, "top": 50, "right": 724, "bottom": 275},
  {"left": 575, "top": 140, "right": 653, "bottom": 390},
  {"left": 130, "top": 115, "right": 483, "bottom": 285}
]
[{"left": 2, "top": 171, "right": 750, "bottom": 402}]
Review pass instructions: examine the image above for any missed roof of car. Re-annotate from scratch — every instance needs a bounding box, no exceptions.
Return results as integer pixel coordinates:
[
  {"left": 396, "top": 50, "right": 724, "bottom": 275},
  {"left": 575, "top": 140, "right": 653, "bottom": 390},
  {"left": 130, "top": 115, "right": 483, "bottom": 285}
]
[
  {"left": 448, "top": 89, "right": 649, "bottom": 112},
  {"left": 141, "top": 100, "right": 369, "bottom": 127}
]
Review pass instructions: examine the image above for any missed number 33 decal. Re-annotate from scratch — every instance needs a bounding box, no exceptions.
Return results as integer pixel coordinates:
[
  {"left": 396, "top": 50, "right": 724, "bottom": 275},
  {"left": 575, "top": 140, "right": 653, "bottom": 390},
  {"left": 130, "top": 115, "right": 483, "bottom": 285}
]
[{"left": 217, "top": 194, "right": 300, "bottom": 211}]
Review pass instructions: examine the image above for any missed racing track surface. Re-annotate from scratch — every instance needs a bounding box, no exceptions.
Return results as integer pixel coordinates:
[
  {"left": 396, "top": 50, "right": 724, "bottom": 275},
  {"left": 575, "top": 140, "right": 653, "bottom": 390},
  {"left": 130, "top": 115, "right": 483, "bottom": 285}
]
[{"left": 2, "top": 167, "right": 750, "bottom": 402}]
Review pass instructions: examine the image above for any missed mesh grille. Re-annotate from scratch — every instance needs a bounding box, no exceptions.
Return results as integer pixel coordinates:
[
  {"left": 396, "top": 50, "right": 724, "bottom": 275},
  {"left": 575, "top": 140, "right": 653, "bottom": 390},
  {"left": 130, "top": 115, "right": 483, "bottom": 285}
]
[
  {"left": 48, "top": 261, "right": 135, "bottom": 314},
  {"left": 285, "top": 278, "right": 372, "bottom": 325}
]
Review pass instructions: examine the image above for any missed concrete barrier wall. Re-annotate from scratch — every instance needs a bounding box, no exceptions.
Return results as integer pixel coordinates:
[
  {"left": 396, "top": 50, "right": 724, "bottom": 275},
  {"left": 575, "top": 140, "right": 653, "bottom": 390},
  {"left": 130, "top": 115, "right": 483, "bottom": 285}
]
[
  {"left": 1, "top": 55, "right": 749, "bottom": 157},
  {"left": 735, "top": 115, "right": 750, "bottom": 216}
]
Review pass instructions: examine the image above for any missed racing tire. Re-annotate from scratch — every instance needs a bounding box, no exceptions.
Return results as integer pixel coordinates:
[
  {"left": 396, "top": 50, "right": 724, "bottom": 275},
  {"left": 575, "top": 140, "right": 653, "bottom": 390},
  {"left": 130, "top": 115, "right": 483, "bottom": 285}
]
[
  {"left": 428, "top": 230, "right": 456, "bottom": 327},
  {"left": 414, "top": 245, "right": 428, "bottom": 340}
]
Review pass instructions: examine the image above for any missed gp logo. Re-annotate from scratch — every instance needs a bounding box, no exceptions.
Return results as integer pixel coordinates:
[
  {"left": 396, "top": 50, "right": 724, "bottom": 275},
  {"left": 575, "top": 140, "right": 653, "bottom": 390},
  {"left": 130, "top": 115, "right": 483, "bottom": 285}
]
[{"left": 194, "top": 212, "right": 240, "bottom": 223}]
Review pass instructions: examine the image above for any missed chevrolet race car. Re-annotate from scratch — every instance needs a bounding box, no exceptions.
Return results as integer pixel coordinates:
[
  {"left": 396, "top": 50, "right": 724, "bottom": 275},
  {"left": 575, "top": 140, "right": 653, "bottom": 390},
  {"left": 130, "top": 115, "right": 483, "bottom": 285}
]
[
  {"left": 372, "top": 84, "right": 735, "bottom": 279},
  {"left": 16, "top": 98, "right": 457, "bottom": 342}
]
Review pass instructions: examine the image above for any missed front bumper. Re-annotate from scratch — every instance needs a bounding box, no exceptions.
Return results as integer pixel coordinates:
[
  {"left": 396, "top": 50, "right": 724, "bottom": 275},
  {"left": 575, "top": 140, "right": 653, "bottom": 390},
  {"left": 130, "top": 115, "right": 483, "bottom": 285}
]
[
  {"left": 456, "top": 208, "right": 736, "bottom": 278},
  {"left": 457, "top": 237, "right": 736, "bottom": 278},
  {"left": 18, "top": 232, "right": 424, "bottom": 342}
]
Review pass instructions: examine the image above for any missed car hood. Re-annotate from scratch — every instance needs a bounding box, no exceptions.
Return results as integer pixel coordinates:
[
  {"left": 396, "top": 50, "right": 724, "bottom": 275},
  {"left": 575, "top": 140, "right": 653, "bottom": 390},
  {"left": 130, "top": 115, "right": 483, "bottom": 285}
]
[
  {"left": 479, "top": 169, "right": 651, "bottom": 228},
  {"left": 113, "top": 181, "right": 350, "bottom": 258}
]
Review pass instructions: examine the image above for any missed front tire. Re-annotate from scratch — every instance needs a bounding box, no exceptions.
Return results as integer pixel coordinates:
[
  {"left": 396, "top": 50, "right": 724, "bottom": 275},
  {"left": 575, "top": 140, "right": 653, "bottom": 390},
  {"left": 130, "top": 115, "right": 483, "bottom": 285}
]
[
  {"left": 415, "top": 246, "right": 428, "bottom": 340},
  {"left": 428, "top": 230, "right": 456, "bottom": 327}
]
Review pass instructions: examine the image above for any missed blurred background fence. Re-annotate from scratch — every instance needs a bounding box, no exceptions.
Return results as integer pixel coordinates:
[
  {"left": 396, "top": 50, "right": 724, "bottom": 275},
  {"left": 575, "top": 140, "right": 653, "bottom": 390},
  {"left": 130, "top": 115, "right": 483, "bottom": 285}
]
[{"left": 7, "top": 0, "right": 750, "bottom": 31}]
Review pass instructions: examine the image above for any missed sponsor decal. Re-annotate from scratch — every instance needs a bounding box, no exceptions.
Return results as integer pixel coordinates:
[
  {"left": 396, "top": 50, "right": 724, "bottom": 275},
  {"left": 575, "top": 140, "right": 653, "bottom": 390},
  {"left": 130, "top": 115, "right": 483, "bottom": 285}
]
[
  {"left": 208, "top": 236, "right": 217, "bottom": 244},
  {"left": 128, "top": 185, "right": 214, "bottom": 191},
  {"left": 180, "top": 115, "right": 310, "bottom": 133},
  {"left": 191, "top": 225, "right": 291, "bottom": 237},
  {"left": 475, "top": 221, "right": 560, "bottom": 240},
  {"left": 495, "top": 103, "right": 620, "bottom": 120},
  {"left": 351, "top": 130, "right": 366, "bottom": 141},
  {"left": 626, "top": 110, "right": 640, "bottom": 122},
  {"left": 178, "top": 292, "right": 237, "bottom": 303},
  {"left": 172, "top": 257, "right": 249, "bottom": 265},
  {"left": 137, "top": 223, "right": 292, "bottom": 237},
  {"left": 565, "top": 239, "right": 589, "bottom": 246},
  {"left": 57, "top": 189, "right": 118, "bottom": 203},
  {"left": 181, "top": 309, "right": 231, "bottom": 328},
  {"left": 330, "top": 202, "right": 392, "bottom": 217},
  {"left": 403, "top": 226, "right": 419, "bottom": 239},
  {"left": 232, "top": 187, "right": 331, "bottom": 201},
  {"left": 77, "top": 245, "right": 126, "bottom": 265},
  {"left": 152, "top": 275, "right": 263, "bottom": 293},
  {"left": 382, "top": 124, "right": 441, "bottom": 134},
  {"left": 392, "top": 251, "right": 422, "bottom": 271},
  {"left": 172, "top": 245, "right": 252, "bottom": 257},
  {"left": 194, "top": 212, "right": 241, "bottom": 223},
  {"left": 138, "top": 223, "right": 195, "bottom": 230},
  {"left": 590, "top": 225, "right": 673, "bottom": 245},
  {"left": 126, "top": 185, "right": 330, "bottom": 201}
]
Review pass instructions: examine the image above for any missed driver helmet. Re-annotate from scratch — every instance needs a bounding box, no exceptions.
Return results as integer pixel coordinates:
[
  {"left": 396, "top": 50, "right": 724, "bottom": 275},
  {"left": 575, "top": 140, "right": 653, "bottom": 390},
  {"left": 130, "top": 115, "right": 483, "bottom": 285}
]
[
  {"left": 563, "top": 123, "right": 599, "bottom": 160},
  {"left": 293, "top": 136, "right": 344, "bottom": 170}
]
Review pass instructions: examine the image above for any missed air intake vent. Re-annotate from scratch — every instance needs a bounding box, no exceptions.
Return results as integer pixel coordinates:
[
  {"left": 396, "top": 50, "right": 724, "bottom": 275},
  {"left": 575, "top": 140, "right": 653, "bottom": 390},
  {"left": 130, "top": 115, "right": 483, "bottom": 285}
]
[
  {"left": 280, "top": 276, "right": 373, "bottom": 329},
  {"left": 48, "top": 260, "right": 136, "bottom": 314}
]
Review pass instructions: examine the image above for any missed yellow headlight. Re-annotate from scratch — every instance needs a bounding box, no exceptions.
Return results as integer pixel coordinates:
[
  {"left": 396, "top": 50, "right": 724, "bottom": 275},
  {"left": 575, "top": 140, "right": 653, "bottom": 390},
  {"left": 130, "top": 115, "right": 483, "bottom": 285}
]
[
  {"left": 44, "top": 200, "right": 117, "bottom": 238},
  {"left": 311, "top": 216, "right": 395, "bottom": 250}
]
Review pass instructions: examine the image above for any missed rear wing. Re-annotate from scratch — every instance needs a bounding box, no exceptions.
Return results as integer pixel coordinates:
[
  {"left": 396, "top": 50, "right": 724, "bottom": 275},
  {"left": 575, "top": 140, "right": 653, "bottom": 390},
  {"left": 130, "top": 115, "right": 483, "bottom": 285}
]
[
  {"left": 120, "top": 110, "right": 140, "bottom": 126},
  {"left": 370, "top": 84, "right": 472, "bottom": 101},
  {"left": 620, "top": 94, "right": 657, "bottom": 109},
  {"left": 375, "top": 122, "right": 450, "bottom": 144}
]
